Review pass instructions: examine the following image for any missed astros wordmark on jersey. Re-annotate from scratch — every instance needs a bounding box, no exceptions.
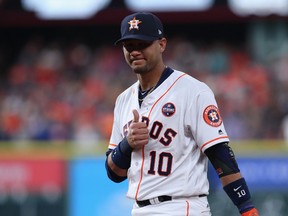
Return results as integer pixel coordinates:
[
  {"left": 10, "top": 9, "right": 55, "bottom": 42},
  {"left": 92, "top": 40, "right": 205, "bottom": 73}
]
[{"left": 108, "top": 69, "right": 229, "bottom": 201}]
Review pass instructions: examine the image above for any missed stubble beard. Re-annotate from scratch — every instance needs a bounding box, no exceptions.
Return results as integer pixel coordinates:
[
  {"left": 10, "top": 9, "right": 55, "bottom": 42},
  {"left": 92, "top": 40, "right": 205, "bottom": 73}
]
[{"left": 132, "top": 64, "right": 150, "bottom": 75}]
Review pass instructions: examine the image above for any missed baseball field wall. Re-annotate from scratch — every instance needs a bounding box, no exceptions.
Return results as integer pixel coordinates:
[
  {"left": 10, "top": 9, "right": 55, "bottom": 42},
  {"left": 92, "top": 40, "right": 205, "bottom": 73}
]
[{"left": 0, "top": 140, "right": 287, "bottom": 216}]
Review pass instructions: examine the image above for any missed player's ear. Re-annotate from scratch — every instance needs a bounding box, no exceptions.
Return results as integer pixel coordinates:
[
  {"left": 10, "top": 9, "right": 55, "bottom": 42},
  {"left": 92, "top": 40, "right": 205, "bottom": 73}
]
[{"left": 158, "top": 38, "right": 167, "bottom": 52}]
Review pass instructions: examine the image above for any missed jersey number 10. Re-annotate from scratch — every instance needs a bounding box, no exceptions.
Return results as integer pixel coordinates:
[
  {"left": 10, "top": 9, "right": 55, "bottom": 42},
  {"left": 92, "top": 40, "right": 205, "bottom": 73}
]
[
  {"left": 145, "top": 119, "right": 177, "bottom": 177},
  {"left": 148, "top": 151, "right": 173, "bottom": 176}
]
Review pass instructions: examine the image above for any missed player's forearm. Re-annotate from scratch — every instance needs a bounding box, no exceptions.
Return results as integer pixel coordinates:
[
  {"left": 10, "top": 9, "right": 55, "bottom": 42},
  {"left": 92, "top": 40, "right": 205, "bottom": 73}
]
[
  {"left": 105, "top": 153, "right": 128, "bottom": 183},
  {"left": 221, "top": 173, "right": 259, "bottom": 215},
  {"left": 107, "top": 154, "right": 128, "bottom": 177},
  {"left": 220, "top": 172, "right": 242, "bottom": 186},
  {"left": 205, "top": 143, "right": 259, "bottom": 215},
  {"left": 105, "top": 138, "right": 132, "bottom": 182}
]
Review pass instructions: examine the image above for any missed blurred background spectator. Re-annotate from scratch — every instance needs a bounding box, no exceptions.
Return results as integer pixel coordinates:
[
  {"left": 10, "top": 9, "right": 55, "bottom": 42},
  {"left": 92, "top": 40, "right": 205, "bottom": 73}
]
[
  {"left": 0, "top": 0, "right": 287, "bottom": 148},
  {"left": 0, "top": 30, "right": 287, "bottom": 144}
]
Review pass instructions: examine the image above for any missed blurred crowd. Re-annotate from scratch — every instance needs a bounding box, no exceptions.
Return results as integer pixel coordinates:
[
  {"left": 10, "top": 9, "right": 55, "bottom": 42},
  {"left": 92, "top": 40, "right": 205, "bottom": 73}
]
[{"left": 0, "top": 34, "right": 287, "bottom": 147}]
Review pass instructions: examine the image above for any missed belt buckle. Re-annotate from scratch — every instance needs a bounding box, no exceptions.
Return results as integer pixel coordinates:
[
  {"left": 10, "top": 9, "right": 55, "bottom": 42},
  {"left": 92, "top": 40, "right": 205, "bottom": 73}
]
[
  {"left": 137, "top": 195, "right": 172, "bottom": 208},
  {"left": 149, "top": 197, "right": 160, "bottom": 205}
]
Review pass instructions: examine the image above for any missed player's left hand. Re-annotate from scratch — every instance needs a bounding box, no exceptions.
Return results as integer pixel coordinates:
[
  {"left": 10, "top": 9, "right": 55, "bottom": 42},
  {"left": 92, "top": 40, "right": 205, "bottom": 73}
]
[{"left": 241, "top": 208, "right": 259, "bottom": 216}]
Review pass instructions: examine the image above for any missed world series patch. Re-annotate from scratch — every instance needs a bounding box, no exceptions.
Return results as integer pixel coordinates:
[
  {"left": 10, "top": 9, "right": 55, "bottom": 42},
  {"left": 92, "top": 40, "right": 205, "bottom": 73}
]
[
  {"left": 203, "top": 105, "right": 222, "bottom": 127},
  {"left": 162, "top": 102, "right": 176, "bottom": 117}
]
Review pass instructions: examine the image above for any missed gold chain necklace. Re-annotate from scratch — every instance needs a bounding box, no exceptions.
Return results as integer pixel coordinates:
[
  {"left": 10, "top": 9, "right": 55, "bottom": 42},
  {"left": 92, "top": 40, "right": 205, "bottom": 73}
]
[
  {"left": 138, "top": 66, "right": 168, "bottom": 102},
  {"left": 138, "top": 86, "right": 156, "bottom": 101}
]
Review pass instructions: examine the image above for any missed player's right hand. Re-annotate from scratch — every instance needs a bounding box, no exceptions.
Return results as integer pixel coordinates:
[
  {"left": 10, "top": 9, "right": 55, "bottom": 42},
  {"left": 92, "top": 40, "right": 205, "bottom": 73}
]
[
  {"left": 241, "top": 208, "right": 259, "bottom": 216},
  {"left": 127, "top": 109, "right": 149, "bottom": 150}
]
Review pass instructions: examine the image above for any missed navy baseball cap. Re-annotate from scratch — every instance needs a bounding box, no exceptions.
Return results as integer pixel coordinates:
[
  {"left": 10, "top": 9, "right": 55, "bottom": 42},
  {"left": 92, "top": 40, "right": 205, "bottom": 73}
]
[{"left": 115, "top": 12, "right": 164, "bottom": 45}]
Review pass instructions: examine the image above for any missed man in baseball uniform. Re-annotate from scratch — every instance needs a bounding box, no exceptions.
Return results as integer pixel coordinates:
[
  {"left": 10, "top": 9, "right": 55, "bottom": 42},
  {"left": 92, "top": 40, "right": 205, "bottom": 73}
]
[{"left": 105, "top": 12, "right": 259, "bottom": 216}]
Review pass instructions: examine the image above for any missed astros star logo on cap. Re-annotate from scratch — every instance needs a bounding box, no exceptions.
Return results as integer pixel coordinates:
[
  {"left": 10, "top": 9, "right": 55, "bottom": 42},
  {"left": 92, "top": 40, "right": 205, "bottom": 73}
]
[{"left": 128, "top": 17, "right": 142, "bottom": 31}]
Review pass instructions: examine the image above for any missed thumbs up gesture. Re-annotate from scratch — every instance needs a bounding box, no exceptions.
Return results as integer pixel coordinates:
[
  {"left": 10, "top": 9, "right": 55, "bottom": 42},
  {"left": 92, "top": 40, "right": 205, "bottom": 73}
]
[
  {"left": 132, "top": 109, "right": 140, "bottom": 123},
  {"left": 127, "top": 109, "right": 149, "bottom": 150}
]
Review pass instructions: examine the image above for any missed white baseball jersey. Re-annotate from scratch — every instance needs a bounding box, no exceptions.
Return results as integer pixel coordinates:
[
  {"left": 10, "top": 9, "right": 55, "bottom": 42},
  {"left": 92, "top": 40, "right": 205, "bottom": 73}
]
[{"left": 108, "top": 69, "right": 229, "bottom": 201}]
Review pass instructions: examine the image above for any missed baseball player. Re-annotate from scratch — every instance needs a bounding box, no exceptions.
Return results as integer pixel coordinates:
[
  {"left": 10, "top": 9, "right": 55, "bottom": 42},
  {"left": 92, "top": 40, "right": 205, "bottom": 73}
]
[{"left": 105, "top": 12, "right": 259, "bottom": 216}]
